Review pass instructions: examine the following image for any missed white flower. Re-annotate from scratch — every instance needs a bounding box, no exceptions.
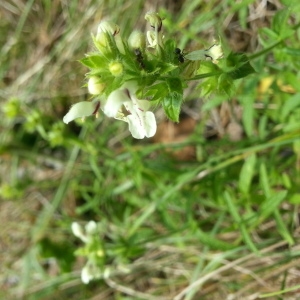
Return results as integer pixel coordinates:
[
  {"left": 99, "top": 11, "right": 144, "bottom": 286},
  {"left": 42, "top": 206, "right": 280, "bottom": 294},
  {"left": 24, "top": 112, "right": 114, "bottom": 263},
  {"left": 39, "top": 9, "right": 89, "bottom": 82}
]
[
  {"left": 63, "top": 101, "right": 100, "bottom": 124},
  {"left": 205, "top": 44, "right": 223, "bottom": 63},
  {"left": 145, "top": 12, "right": 163, "bottom": 49},
  {"left": 103, "top": 82, "right": 157, "bottom": 139},
  {"left": 71, "top": 221, "right": 98, "bottom": 243},
  {"left": 85, "top": 220, "right": 98, "bottom": 235},
  {"left": 81, "top": 260, "right": 102, "bottom": 284},
  {"left": 72, "top": 222, "right": 88, "bottom": 243},
  {"left": 63, "top": 82, "right": 157, "bottom": 139}
]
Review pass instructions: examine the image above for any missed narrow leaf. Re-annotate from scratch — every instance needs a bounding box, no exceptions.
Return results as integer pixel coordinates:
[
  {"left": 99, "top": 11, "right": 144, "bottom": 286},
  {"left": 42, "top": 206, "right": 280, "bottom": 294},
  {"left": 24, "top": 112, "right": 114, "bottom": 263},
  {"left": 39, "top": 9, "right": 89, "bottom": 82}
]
[
  {"left": 224, "top": 192, "right": 258, "bottom": 253},
  {"left": 238, "top": 153, "right": 257, "bottom": 194}
]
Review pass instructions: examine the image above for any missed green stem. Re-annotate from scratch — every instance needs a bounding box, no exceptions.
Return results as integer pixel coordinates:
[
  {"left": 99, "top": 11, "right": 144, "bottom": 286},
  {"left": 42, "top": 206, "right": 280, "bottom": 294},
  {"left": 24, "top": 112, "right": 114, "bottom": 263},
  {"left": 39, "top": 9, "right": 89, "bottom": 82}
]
[
  {"left": 248, "top": 40, "right": 283, "bottom": 60},
  {"left": 187, "top": 71, "right": 223, "bottom": 81}
]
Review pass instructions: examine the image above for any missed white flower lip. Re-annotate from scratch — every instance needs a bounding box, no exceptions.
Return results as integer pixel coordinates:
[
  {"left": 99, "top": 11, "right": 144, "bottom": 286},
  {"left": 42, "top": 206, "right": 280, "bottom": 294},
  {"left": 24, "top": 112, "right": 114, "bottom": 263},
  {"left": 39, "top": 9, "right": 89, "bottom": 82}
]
[
  {"left": 63, "top": 101, "right": 100, "bottom": 124},
  {"left": 124, "top": 100, "right": 157, "bottom": 139}
]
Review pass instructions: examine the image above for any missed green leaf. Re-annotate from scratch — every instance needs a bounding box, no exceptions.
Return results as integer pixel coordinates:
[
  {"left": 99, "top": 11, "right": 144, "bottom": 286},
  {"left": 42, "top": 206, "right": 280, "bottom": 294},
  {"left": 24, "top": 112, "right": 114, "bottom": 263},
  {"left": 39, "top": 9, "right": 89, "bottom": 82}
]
[
  {"left": 161, "top": 39, "right": 176, "bottom": 61},
  {"left": 240, "top": 95, "right": 254, "bottom": 137},
  {"left": 224, "top": 191, "right": 258, "bottom": 253},
  {"left": 238, "top": 153, "right": 257, "bottom": 194},
  {"left": 260, "top": 27, "right": 279, "bottom": 41},
  {"left": 196, "top": 61, "right": 230, "bottom": 96},
  {"left": 282, "top": 47, "right": 300, "bottom": 56},
  {"left": 80, "top": 55, "right": 108, "bottom": 69},
  {"left": 272, "top": 8, "right": 293, "bottom": 39},
  {"left": 184, "top": 49, "right": 206, "bottom": 61},
  {"left": 259, "top": 163, "right": 271, "bottom": 198},
  {"left": 226, "top": 53, "right": 255, "bottom": 79},
  {"left": 217, "top": 73, "right": 234, "bottom": 96},
  {"left": 196, "top": 229, "right": 234, "bottom": 251},
  {"left": 197, "top": 60, "right": 220, "bottom": 74},
  {"left": 143, "top": 82, "right": 169, "bottom": 101},
  {"left": 281, "top": 93, "right": 300, "bottom": 120},
  {"left": 159, "top": 62, "right": 178, "bottom": 74},
  {"left": 238, "top": 5, "right": 248, "bottom": 29},
  {"left": 161, "top": 78, "right": 184, "bottom": 122},
  {"left": 289, "top": 193, "right": 300, "bottom": 204},
  {"left": 258, "top": 191, "right": 287, "bottom": 224},
  {"left": 162, "top": 91, "right": 183, "bottom": 122},
  {"left": 273, "top": 209, "right": 294, "bottom": 245},
  {"left": 166, "top": 77, "right": 183, "bottom": 94},
  {"left": 202, "top": 95, "right": 228, "bottom": 111}
]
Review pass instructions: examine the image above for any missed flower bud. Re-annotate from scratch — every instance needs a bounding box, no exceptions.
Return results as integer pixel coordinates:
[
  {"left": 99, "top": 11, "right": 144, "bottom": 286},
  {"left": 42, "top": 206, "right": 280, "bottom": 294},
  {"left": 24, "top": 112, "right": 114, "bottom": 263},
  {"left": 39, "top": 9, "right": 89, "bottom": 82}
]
[
  {"left": 128, "top": 30, "right": 145, "bottom": 49},
  {"left": 109, "top": 61, "right": 123, "bottom": 77},
  {"left": 145, "top": 12, "right": 162, "bottom": 31},
  {"left": 97, "top": 21, "right": 120, "bottom": 36},
  {"left": 88, "top": 76, "right": 105, "bottom": 95},
  {"left": 96, "top": 21, "right": 120, "bottom": 45}
]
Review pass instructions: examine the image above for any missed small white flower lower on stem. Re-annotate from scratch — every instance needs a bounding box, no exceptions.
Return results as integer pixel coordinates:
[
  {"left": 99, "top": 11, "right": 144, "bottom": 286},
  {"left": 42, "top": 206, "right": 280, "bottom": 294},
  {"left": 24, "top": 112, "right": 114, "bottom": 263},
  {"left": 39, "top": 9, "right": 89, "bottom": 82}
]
[{"left": 81, "top": 260, "right": 102, "bottom": 284}]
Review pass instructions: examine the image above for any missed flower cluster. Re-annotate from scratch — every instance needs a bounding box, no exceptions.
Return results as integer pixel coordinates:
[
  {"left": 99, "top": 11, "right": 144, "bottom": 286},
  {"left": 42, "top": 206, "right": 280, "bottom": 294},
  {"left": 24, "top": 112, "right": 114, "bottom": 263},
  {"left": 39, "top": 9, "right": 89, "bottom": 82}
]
[
  {"left": 71, "top": 221, "right": 104, "bottom": 284},
  {"left": 63, "top": 11, "right": 252, "bottom": 140},
  {"left": 63, "top": 15, "right": 163, "bottom": 139},
  {"left": 63, "top": 81, "right": 156, "bottom": 139}
]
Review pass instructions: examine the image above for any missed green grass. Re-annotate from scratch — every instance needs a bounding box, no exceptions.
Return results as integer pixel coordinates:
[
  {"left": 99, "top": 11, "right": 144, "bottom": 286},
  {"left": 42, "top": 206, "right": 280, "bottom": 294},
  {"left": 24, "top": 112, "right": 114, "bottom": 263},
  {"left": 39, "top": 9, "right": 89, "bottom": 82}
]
[{"left": 1, "top": 0, "right": 300, "bottom": 299}]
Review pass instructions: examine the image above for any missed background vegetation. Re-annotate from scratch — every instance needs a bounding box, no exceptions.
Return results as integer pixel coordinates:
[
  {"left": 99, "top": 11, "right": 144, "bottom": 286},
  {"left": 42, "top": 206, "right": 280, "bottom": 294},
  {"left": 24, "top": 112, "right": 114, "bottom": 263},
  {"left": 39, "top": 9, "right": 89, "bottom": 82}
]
[{"left": 1, "top": 0, "right": 300, "bottom": 299}]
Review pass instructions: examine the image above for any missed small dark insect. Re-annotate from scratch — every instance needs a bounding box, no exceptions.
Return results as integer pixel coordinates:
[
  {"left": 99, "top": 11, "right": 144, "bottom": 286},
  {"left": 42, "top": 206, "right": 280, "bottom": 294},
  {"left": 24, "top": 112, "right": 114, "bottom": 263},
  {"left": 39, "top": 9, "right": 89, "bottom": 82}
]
[
  {"left": 174, "top": 47, "right": 185, "bottom": 63},
  {"left": 134, "top": 48, "right": 145, "bottom": 69}
]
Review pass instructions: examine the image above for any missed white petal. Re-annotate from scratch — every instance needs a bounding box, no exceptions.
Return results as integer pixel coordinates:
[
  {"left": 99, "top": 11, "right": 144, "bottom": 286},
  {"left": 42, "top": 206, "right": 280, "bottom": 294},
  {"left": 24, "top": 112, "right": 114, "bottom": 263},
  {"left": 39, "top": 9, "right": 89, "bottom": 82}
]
[
  {"left": 123, "top": 81, "right": 138, "bottom": 94},
  {"left": 85, "top": 221, "right": 97, "bottom": 235},
  {"left": 63, "top": 101, "right": 99, "bottom": 124},
  {"left": 136, "top": 99, "right": 150, "bottom": 110},
  {"left": 124, "top": 98, "right": 156, "bottom": 139},
  {"left": 143, "top": 111, "right": 157, "bottom": 137},
  {"left": 81, "top": 261, "right": 102, "bottom": 284},
  {"left": 206, "top": 44, "right": 223, "bottom": 61},
  {"left": 103, "top": 88, "right": 129, "bottom": 117},
  {"left": 81, "top": 264, "right": 92, "bottom": 284},
  {"left": 127, "top": 114, "right": 145, "bottom": 139},
  {"left": 71, "top": 222, "right": 88, "bottom": 243}
]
